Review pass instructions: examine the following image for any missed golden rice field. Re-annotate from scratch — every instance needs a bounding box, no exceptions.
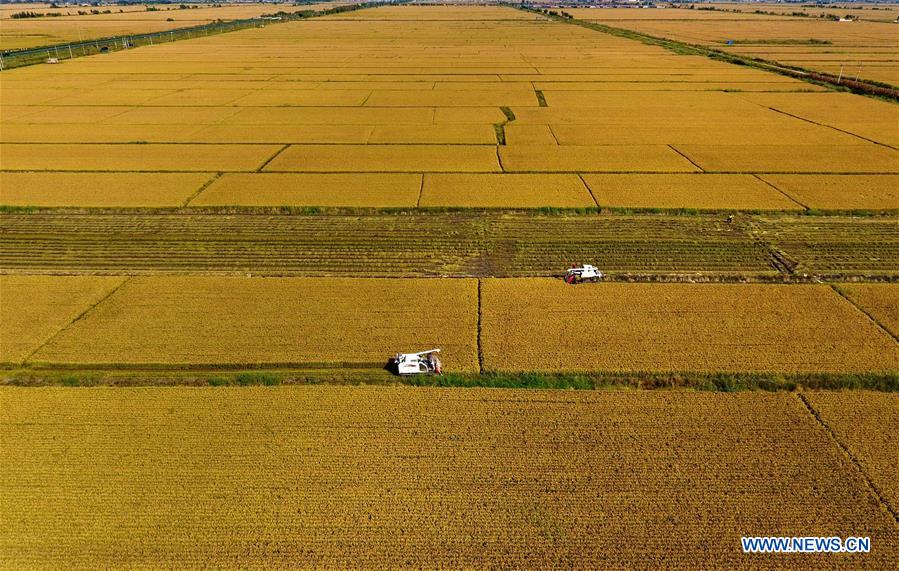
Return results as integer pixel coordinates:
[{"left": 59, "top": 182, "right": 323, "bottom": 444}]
[
  {"left": 0, "top": 1, "right": 352, "bottom": 50},
  {"left": 480, "top": 280, "right": 898, "bottom": 374},
  {"left": 3, "top": 275, "right": 895, "bottom": 375},
  {"left": 804, "top": 390, "right": 899, "bottom": 513},
  {"left": 835, "top": 283, "right": 899, "bottom": 338},
  {"left": 1, "top": 5, "right": 896, "bottom": 211},
  {"left": 566, "top": 6, "right": 899, "bottom": 85},
  {"left": 21, "top": 276, "right": 480, "bottom": 370},
  {"left": 2, "top": 386, "right": 897, "bottom": 568}
]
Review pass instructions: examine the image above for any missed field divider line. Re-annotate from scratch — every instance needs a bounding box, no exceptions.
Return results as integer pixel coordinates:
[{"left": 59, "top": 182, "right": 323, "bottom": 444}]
[
  {"left": 751, "top": 174, "right": 809, "bottom": 210},
  {"left": 495, "top": 146, "right": 505, "bottom": 172},
  {"left": 547, "top": 124, "right": 561, "bottom": 145},
  {"left": 477, "top": 278, "right": 484, "bottom": 374},
  {"left": 415, "top": 174, "right": 424, "bottom": 208},
  {"left": 764, "top": 106, "right": 898, "bottom": 151},
  {"left": 577, "top": 173, "right": 600, "bottom": 208},
  {"left": 796, "top": 392, "right": 899, "bottom": 526},
  {"left": 22, "top": 276, "right": 132, "bottom": 365},
  {"left": 667, "top": 144, "right": 706, "bottom": 172},
  {"left": 182, "top": 172, "right": 223, "bottom": 207},
  {"left": 256, "top": 144, "right": 290, "bottom": 172},
  {"left": 828, "top": 284, "right": 899, "bottom": 343}
]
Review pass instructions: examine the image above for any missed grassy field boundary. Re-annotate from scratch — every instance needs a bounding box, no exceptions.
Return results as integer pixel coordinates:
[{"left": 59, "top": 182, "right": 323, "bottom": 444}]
[
  {"left": 3, "top": 367, "right": 896, "bottom": 391},
  {"left": 513, "top": 4, "right": 899, "bottom": 102}
]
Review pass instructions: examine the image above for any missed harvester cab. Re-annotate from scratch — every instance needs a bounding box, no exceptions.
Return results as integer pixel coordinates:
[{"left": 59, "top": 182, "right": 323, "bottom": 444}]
[
  {"left": 565, "top": 264, "right": 603, "bottom": 284},
  {"left": 393, "top": 349, "right": 442, "bottom": 375}
]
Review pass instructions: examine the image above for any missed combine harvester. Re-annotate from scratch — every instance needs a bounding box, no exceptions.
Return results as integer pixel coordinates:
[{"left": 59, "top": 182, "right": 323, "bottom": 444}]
[
  {"left": 565, "top": 264, "right": 603, "bottom": 284},
  {"left": 392, "top": 349, "right": 442, "bottom": 375}
]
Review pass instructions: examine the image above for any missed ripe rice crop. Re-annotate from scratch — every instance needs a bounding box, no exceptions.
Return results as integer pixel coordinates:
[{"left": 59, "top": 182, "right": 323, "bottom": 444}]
[
  {"left": 675, "top": 144, "right": 899, "bottom": 173},
  {"left": 29, "top": 277, "right": 480, "bottom": 370},
  {"left": 499, "top": 145, "right": 700, "bottom": 173},
  {"left": 582, "top": 173, "right": 802, "bottom": 210},
  {"left": 480, "top": 280, "right": 898, "bottom": 374},
  {"left": 192, "top": 173, "right": 421, "bottom": 207},
  {"left": 2, "top": 387, "right": 897, "bottom": 568},
  {"left": 0, "top": 275, "right": 124, "bottom": 365},
  {"left": 420, "top": 173, "right": 595, "bottom": 208},
  {"left": 758, "top": 174, "right": 899, "bottom": 211},
  {"left": 836, "top": 284, "right": 899, "bottom": 338},
  {"left": 804, "top": 391, "right": 899, "bottom": 513},
  {"left": 265, "top": 144, "right": 501, "bottom": 173},
  {"left": 0, "top": 172, "right": 213, "bottom": 207},
  {"left": 368, "top": 125, "right": 496, "bottom": 144},
  {"left": 0, "top": 143, "right": 281, "bottom": 172}
]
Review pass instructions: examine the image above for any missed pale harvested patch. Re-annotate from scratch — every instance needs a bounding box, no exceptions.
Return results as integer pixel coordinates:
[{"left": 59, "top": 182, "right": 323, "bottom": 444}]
[
  {"left": 420, "top": 174, "right": 594, "bottom": 207},
  {"left": 265, "top": 144, "right": 500, "bottom": 173},
  {"left": 759, "top": 174, "right": 899, "bottom": 211},
  {"left": 499, "top": 145, "right": 699, "bottom": 172},
  {"left": 481, "top": 280, "right": 898, "bottom": 374},
  {"left": 0, "top": 275, "right": 124, "bottom": 364},
  {"left": 836, "top": 284, "right": 899, "bottom": 339},
  {"left": 582, "top": 173, "right": 803, "bottom": 210},
  {"left": 192, "top": 173, "right": 421, "bottom": 207},
  {"left": 0, "top": 144, "right": 281, "bottom": 172},
  {"left": 0, "top": 172, "right": 213, "bottom": 207},
  {"left": 30, "top": 277, "right": 480, "bottom": 370}
]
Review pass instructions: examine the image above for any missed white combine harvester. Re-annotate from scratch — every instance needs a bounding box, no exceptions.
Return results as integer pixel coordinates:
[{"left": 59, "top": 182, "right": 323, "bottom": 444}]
[
  {"left": 392, "top": 349, "right": 442, "bottom": 375},
  {"left": 565, "top": 264, "right": 603, "bottom": 284}
]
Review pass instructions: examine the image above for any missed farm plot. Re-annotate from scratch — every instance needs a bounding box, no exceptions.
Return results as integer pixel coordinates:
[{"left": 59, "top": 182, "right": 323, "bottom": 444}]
[
  {"left": 567, "top": 8, "right": 899, "bottom": 86},
  {"left": 757, "top": 174, "right": 899, "bottom": 211},
  {"left": 0, "top": 144, "right": 280, "bottom": 172},
  {"left": 0, "top": 275, "right": 124, "bottom": 365},
  {"left": 420, "top": 174, "right": 594, "bottom": 208},
  {"left": 803, "top": 391, "right": 899, "bottom": 514},
  {"left": 835, "top": 284, "right": 899, "bottom": 339},
  {"left": 2, "top": 387, "right": 898, "bottom": 568},
  {"left": 0, "top": 172, "right": 214, "bottom": 207},
  {"left": 581, "top": 173, "right": 802, "bottom": 210},
  {"left": 192, "top": 173, "right": 422, "bottom": 207},
  {"left": 754, "top": 216, "right": 899, "bottom": 275},
  {"left": 480, "top": 280, "right": 898, "bottom": 374},
  {"left": 0, "top": 213, "right": 780, "bottom": 277},
  {"left": 674, "top": 144, "right": 899, "bottom": 173},
  {"left": 265, "top": 145, "right": 500, "bottom": 173},
  {"left": 26, "top": 277, "right": 480, "bottom": 370}
]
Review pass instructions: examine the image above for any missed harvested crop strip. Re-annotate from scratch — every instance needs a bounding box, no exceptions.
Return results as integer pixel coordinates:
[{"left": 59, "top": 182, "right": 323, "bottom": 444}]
[
  {"left": 29, "top": 277, "right": 480, "bottom": 370},
  {"left": 480, "top": 280, "right": 898, "bottom": 374}
]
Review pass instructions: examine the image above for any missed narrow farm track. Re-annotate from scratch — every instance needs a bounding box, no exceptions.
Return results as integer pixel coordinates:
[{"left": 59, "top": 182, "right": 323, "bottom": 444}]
[{"left": 2, "top": 213, "right": 896, "bottom": 279}]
